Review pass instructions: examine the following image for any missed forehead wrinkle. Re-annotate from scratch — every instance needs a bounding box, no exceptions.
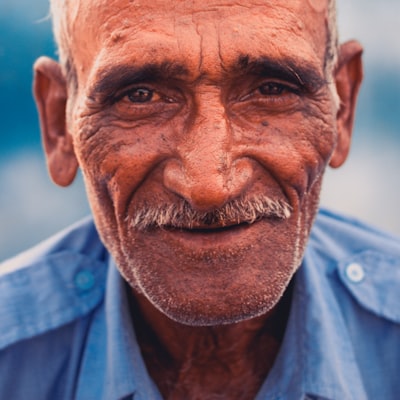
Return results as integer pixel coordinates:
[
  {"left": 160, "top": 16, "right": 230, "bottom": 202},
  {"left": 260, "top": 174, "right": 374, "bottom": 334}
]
[
  {"left": 69, "top": 0, "right": 329, "bottom": 92},
  {"left": 209, "top": 4, "right": 327, "bottom": 74}
]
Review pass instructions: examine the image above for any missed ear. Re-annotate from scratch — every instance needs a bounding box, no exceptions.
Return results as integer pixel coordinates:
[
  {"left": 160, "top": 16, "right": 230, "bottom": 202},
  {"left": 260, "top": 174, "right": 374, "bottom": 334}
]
[
  {"left": 33, "top": 56, "right": 79, "bottom": 186},
  {"left": 329, "top": 40, "right": 363, "bottom": 168}
]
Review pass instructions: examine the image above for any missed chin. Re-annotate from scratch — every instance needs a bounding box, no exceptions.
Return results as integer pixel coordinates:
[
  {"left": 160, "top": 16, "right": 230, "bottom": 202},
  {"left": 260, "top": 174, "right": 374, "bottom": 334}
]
[
  {"left": 112, "top": 215, "right": 307, "bottom": 327},
  {"left": 154, "top": 300, "right": 281, "bottom": 327},
  {"left": 120, "top": 255, "right": 297, "bottom": 328}
]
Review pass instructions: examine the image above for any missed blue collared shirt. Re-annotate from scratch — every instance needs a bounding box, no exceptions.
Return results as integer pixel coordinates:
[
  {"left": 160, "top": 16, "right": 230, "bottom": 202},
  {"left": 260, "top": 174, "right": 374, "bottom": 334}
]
[{"left": 0, "top": 209, "right": 399, "bottom": 399}]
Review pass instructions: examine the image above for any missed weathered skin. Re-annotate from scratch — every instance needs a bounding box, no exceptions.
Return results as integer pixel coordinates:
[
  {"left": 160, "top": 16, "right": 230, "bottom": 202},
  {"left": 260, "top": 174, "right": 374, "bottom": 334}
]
[{"left": 34, "top": 0, "right": 363, "bottom": 398}]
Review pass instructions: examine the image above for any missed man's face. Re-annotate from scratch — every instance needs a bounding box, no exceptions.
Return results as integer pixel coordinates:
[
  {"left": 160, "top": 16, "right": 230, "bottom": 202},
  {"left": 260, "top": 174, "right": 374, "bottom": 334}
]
[{"left": 49, "top": 0, "right": 348, "bottom": 325}]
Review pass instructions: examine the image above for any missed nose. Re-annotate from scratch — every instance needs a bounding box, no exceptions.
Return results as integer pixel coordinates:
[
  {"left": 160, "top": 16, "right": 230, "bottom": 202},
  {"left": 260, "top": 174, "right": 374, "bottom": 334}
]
[{"left": 163, "top": 92, "right": 254, "bottom": 212}]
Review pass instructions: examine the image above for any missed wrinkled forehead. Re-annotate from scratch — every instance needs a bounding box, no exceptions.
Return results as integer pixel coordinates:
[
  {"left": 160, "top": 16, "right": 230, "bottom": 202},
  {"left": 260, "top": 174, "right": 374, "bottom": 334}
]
[
  {"left": 66, "top": 0, "right": 329, "bottom": 84},
  {"left": 68, "top": 0, "right": 328, "bottom": 18}
]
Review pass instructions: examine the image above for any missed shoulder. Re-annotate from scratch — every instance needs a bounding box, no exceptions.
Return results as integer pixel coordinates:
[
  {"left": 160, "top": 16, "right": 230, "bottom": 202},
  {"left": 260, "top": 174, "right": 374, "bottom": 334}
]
[
  {"left": 0, "top": 217, "right": 108, "bottom": 350},
  {"left": 310, "top": 208, "right": 400, "bottom": 323},
  {"left": 308, "top": 208, "right": 400, "bottom": 397},
  {"left": 0, "top": 216, "right": 107, "bottom": 277},
  {"left": 312, "top": 207, "right": 400, "bottom": 259}
]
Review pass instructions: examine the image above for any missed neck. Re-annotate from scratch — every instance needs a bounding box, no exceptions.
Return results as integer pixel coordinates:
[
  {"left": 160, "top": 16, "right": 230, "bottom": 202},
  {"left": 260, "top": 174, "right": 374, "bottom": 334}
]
[{"left": 128, "top": 283, "right": 293, "bottom": 400}]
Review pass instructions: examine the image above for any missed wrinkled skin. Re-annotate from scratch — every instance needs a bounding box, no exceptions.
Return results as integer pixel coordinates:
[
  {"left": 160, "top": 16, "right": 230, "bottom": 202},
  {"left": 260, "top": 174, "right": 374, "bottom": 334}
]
[{"left": 34, "top": 0, "right": 363, "bottom": 398}]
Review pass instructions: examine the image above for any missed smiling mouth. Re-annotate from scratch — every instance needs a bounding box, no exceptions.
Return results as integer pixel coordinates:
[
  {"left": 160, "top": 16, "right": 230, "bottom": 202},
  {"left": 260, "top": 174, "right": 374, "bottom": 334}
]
[
  {"left": 164, "top": 221, "right": 251, "bottom": 233},
  {"left": 128, "top": 195, "right": 292, "bottom": 232}
]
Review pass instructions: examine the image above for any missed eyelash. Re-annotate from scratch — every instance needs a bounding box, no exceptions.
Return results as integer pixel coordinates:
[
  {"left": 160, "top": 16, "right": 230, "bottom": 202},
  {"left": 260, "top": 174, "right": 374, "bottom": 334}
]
[
  {"left": 117, "top": 86, "right": 179, "bottom": 107},
  {"left": 109, "top": 79, "right": 302, "bottom": 115},
  {"left": 258, "top": 82, "right": 300, "bottom": 96},
  {"left": 126, "top": 87, "right": 155, "bottom": 103},
  {"left": 237, "top": 80, "right": 301, "bottom": 104},
  {"left": 107, "top": 85, "right": 182, "bottom": 121}
]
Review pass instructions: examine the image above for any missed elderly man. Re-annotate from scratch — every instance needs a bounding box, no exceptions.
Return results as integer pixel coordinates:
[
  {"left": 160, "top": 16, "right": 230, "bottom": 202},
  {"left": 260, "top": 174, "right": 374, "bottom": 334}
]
[{"left": 1, "top": 0, "right": 399, "bottom": 398}]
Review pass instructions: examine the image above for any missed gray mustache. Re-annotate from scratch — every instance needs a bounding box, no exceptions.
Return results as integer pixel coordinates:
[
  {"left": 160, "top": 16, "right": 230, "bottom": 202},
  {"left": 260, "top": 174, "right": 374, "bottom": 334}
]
[{"left": 128, "top": 195, "right": 292, "bottom": 231}]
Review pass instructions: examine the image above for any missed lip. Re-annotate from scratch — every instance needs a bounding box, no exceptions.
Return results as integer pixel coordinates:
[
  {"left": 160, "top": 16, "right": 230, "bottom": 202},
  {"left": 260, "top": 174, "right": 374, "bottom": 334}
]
[
  {"left": 164, "top": 220, "right": 251, "bottom": 232},
  {"left": 149, "top": 218, "right": 274, "bottom": 249},
  {"left": 165, "top": 223, "right": 251, "bottom": 245}
]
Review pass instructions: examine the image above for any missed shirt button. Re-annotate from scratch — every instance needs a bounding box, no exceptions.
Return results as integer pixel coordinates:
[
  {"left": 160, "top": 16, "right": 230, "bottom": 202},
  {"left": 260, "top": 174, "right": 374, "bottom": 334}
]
[
  {"left": 75, "top": 270, "right": 95, "bottom": 291},
  {"left": 345, "top": 262, "right": 365, "bottom": 283}
]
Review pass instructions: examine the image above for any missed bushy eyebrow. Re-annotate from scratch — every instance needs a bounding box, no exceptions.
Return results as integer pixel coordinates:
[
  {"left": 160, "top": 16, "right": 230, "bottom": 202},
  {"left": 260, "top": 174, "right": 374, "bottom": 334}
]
[
  {"left": 88, "top": 55, "right": 326, "bottom": 101},
  {"left": 88, "top": 61, "right": 189, "bottom": 100},
  {"left": 231, "top": 55, "right": 327, "bottom": 91}
]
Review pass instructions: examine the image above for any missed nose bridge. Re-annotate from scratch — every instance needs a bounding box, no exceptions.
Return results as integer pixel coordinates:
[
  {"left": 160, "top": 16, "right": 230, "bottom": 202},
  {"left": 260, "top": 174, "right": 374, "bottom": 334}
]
[
  {"left": 163, "top": 89, "right": 253, "bottom": 211},
  {"left": 185, "top": 91, "right": 231, "bottom": 176}
]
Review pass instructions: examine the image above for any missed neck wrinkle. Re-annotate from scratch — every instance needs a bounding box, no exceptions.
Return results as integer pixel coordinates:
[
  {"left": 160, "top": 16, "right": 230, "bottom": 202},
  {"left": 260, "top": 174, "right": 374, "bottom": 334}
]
[{"left": 127, "top": 281, "right": 293, "bottom": 399}]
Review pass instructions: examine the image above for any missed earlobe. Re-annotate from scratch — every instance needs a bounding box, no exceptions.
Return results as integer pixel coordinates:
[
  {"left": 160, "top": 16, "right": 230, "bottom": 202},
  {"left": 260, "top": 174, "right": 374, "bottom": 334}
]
[
  {"left": 329, "top": 40, "right": 363, "bottom": 168},
  {"left": 33, "top": 56, "right": 78, "bottom": 186}
]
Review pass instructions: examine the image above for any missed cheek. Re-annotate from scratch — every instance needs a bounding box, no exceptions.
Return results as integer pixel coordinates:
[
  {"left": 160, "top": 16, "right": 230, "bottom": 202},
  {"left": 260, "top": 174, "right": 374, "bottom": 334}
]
[
  {"left": 235, "top": 108, "right": 337, "bottom": 197},
  {"left": 71, "top": 115, "right": 176, "bottom": 241}
]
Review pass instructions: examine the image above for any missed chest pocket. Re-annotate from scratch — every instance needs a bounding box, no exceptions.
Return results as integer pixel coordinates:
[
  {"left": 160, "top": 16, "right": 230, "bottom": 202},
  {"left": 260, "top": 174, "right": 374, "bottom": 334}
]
[{"left": 337, "top": 250, "right": 400, "bottom": 324}]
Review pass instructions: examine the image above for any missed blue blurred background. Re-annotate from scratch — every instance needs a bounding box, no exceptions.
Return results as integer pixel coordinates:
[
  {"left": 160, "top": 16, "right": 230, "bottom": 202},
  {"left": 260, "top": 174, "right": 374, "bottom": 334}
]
[{"left": 1, "top": 0, "right": 399, "bottom": 261}]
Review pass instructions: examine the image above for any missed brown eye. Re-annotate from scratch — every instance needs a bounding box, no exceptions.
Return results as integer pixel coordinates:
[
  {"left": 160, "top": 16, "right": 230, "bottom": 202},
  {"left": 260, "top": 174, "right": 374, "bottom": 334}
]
[
  {"left": 259, "top": 82, "right": 286, "bottom": 96},
  {"left": 127, "top": 88, "right": 154, "bottom": 103}
]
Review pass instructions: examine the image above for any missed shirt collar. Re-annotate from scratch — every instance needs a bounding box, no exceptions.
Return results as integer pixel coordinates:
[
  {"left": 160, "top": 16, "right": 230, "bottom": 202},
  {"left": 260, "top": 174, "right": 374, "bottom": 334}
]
[
  {"left": 79, "top": 245, "right": 369, "bottom": 400},
  {"left": 256, "top": 245, "right": 368, "bottom": 400},
  {"left": 103, "top": 257, "right": 163, "bottom": 400},
  {"left": 76, "top": 256, "right": 162, "bottom": 400}
]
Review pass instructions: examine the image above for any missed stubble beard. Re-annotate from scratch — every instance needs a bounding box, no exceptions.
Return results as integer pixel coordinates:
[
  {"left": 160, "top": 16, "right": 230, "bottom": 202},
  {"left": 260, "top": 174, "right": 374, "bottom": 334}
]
[{"left": 113, "top": 194, "right": 308, "bottom": 326}]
